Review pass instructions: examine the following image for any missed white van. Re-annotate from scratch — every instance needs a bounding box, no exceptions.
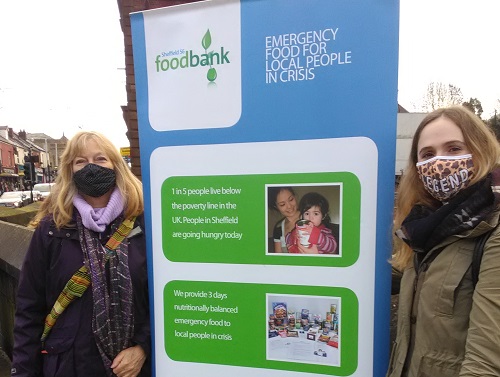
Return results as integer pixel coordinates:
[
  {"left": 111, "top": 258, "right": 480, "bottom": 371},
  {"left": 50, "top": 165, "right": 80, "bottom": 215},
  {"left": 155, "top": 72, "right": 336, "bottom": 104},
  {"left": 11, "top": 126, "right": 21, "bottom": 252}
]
[{"left": 33, "top": 183, "right": 56, "bottom": 201}]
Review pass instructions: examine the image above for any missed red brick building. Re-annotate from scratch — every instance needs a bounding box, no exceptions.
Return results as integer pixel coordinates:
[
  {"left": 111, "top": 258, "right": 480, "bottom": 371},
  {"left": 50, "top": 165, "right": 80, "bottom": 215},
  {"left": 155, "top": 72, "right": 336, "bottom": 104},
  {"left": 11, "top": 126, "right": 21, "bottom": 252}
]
[
  {"left": 116, "top": 0, "right": 200, "bottom": 179},
  {"left": 0, "top": 137, "right": 16, "bottom": 179}
]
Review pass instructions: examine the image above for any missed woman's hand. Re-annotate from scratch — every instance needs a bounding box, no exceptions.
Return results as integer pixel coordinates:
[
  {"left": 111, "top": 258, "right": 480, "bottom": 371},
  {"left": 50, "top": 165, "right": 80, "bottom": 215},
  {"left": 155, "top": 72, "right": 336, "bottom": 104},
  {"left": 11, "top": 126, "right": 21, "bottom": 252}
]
[
  {"left": 111, "top": 345, "right": 146, "bottom": 377},
  {"left": 295, "top": 230, "right": 302, "bottom": 243}
]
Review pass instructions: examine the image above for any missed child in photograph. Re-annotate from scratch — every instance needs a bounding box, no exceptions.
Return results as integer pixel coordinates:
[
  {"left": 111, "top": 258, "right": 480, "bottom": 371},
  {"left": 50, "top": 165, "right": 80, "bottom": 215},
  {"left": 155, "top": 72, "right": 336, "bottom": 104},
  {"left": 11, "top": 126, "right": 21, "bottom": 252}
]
[{"left": 286, "top": 192, "right": 338, "bottom": 254}]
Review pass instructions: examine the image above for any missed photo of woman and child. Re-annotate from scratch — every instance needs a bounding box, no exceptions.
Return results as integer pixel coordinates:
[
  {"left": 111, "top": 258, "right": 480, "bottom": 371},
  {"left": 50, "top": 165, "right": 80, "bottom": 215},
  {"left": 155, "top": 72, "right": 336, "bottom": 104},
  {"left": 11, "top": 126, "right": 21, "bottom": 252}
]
[{"left": 268, "top": 186, "right": 340, "bottom": 255}]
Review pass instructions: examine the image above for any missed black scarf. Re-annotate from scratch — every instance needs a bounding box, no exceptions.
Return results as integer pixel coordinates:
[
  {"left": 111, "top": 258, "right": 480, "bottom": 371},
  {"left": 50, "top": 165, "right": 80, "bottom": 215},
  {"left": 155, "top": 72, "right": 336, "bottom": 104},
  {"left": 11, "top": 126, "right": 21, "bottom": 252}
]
[{"left": 397, "top": 169, "right": 500, "bottom": 258}]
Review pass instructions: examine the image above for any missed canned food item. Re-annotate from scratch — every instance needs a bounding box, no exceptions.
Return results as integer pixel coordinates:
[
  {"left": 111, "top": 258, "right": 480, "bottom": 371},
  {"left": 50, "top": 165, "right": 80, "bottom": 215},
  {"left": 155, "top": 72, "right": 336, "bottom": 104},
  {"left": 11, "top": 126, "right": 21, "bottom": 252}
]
[{"left": 296, "top": 219, "right": 311, "bottom": 246}]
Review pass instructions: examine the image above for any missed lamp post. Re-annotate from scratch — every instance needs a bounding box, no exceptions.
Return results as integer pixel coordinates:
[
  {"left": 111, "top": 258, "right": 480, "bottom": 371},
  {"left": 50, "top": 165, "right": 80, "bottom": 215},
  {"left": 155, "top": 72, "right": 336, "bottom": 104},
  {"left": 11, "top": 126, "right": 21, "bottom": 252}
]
[{"left": 28, "top": 148, "right": 33, "bottom": 203}]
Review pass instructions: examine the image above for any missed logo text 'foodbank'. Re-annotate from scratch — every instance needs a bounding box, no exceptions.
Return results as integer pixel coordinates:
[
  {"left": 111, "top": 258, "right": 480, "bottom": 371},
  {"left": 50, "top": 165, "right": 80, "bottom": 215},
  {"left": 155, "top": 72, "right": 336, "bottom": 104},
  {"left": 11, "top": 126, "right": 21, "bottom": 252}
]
[{"left": 155, "top": 29, "right": 230, "bottom": 82}]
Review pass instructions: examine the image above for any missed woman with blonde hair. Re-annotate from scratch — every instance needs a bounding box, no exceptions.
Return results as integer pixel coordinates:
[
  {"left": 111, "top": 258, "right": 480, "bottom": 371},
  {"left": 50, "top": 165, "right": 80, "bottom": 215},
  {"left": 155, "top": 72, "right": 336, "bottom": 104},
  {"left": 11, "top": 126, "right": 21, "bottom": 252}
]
[
  {"left": 12, "top": 131, "right": 150, "bottom": 377},
  {"left": 387, "top": 106, "right": 500, "bottom": 376}
]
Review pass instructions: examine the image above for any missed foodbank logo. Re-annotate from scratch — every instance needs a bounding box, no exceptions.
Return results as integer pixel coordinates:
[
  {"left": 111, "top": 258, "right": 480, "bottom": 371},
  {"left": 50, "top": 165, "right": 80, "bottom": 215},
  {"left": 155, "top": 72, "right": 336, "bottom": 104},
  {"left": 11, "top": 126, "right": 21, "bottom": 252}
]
[{"left": 155, "top": 29, "right": 230, "bottom": 82}]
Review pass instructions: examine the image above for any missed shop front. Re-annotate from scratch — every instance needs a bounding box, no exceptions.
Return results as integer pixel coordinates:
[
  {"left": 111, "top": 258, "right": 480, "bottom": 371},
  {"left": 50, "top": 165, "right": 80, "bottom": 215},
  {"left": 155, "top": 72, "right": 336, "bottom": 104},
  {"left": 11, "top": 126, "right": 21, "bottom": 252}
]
[{"left": 0, "top": 167, "right": 20, "bottom": 192}]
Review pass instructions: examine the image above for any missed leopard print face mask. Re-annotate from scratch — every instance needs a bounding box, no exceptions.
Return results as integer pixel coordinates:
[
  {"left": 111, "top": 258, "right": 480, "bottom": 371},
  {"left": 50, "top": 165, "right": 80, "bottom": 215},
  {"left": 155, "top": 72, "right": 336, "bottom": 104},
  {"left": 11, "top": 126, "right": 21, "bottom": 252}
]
[{"left": 416, "top": 154, "right": 475, "bottom": 202}]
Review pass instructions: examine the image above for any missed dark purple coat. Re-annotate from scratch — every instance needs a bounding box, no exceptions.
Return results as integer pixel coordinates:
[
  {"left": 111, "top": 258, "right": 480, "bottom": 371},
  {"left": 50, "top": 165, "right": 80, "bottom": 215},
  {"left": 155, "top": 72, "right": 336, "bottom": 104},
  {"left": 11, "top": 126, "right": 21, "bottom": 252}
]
[{"left": 12, "top": 213, "right": 151, "bottom": 377}]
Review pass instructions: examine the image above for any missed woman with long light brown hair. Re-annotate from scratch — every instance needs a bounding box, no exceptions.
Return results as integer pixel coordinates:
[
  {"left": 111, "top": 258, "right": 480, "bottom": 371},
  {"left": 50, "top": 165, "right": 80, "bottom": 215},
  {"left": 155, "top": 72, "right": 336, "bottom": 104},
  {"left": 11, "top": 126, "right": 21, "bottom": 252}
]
[
  {"left": 388, "top": 106, "right": 500, "bottom": 376},
  {"left": 13, "top": 131, "right": 150, "bottom": 377}
]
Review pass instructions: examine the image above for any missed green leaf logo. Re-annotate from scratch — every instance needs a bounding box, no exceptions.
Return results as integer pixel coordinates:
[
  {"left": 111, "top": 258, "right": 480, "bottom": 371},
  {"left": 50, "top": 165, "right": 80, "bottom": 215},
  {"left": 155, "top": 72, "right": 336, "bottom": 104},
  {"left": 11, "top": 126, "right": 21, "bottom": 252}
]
[
  {"left": 202, "top": 29, "right": 212, "bottom": 50},
  {"left": 207, "top": 67, "right": 217, "bottom": 82}
]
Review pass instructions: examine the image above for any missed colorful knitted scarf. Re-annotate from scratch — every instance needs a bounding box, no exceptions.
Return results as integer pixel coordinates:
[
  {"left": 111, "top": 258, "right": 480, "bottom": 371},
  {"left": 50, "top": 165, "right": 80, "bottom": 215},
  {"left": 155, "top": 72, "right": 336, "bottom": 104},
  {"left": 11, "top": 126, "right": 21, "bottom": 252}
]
[
  {"left": 77, "top": 214, "right": 135, "bottom": 376},
  {"left": 40, "top": 266, "right": 91, "bottom": 345}
]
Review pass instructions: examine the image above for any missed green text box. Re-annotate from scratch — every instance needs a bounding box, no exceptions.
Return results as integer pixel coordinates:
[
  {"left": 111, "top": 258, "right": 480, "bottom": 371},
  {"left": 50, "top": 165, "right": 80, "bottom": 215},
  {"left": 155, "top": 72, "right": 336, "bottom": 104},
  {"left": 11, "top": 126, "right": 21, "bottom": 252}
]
[
  {"left": 165, "top": 280, "right": 358, "bottom": 375},
  {"left": 162, "top": 172, "right": 360, "bottom": 267}
]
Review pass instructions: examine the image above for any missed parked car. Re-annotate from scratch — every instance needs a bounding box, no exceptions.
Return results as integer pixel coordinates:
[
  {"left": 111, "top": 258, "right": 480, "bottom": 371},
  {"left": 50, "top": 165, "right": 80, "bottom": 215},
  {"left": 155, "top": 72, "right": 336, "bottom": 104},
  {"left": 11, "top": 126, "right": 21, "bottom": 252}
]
[
  {"left": 33, "top": 183, "right": 56, "bottom": 201},
  {"left": 22, "top": 190, "right": 41, "bottom": 202},
  {"left": 0, "top": 191, "right": 31, "bottom": 208},
  {"left": 32, "top": 190, "right": 42, "bottom": 201}
]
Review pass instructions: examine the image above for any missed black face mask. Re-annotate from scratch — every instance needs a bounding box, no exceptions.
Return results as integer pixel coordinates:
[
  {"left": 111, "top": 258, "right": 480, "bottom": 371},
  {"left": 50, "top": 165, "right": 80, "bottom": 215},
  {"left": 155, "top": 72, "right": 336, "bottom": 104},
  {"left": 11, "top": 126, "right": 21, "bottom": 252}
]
[{"left": 73, "top": 163, "right": 116, "bottom": 197}]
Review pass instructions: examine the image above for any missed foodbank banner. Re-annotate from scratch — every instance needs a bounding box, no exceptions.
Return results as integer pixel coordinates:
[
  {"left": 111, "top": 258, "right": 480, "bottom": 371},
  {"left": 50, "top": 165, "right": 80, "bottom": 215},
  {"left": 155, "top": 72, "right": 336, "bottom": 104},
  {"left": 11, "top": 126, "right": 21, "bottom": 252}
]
[{"left": 131, "top": 0, "right": 399, "bottom": 376}]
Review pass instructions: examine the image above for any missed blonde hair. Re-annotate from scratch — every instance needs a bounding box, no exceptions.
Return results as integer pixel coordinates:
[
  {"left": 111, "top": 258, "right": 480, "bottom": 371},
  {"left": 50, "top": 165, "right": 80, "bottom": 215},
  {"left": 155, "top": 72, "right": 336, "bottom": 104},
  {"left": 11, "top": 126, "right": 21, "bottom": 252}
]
[
  {"left": 31, "top": 131, "right": 143, "bottom": 229},
  {"left": 392, "top": 106, "right": 500, "bottom": 270}
]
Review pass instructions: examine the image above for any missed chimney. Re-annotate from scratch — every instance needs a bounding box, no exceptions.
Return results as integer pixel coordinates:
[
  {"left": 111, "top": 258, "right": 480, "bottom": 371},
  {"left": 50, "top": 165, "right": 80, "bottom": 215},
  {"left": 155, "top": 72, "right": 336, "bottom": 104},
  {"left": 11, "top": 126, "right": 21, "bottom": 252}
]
[
  {"left": 8, "top": 128, "right": 13, "bottom": 139},
  {"left": 19, "top": 130, "right": 26, "bottom": 140}
]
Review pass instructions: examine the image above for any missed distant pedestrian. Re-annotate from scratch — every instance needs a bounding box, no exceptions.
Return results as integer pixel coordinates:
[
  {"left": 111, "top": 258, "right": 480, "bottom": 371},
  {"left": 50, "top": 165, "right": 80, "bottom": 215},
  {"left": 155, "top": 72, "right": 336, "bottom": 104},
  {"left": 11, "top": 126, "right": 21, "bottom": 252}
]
[{"left": 387, "top": 106, "right": 500, "bottom": 376}]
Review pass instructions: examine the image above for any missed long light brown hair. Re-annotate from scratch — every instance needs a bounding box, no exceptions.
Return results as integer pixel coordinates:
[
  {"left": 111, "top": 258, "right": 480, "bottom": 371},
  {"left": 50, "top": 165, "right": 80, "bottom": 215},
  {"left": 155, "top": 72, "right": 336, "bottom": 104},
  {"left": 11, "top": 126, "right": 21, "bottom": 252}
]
[
  {"left": 392, "top": 106, "right": 500, "bottom": 270},
  {"left": 31, "top": 131, "right": 143, "bottom": 229}
]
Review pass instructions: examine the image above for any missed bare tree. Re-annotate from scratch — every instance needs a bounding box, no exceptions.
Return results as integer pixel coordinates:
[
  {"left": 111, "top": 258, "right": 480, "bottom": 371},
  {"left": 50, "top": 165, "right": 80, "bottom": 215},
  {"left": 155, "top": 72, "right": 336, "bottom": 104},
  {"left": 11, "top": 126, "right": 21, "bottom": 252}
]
[{"left": 422, "top": 82, "right": 464, "bottom": 111}]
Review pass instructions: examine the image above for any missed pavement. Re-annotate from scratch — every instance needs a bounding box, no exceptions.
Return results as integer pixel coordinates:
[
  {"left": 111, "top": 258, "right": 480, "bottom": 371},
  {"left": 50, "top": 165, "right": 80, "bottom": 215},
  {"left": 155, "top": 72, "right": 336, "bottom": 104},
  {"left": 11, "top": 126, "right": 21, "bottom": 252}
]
[
  {"left": 0, "top": 200, "right": 41, "bottom": 227},
  {"left": 0, "top": 348, "right": 10, "bottom": 377}
]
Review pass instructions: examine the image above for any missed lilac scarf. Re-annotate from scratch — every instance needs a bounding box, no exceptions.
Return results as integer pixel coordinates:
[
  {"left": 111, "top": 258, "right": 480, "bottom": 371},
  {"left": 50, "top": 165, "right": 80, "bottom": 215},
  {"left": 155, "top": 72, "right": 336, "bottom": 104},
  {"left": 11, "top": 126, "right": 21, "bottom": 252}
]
[{"left": 73, "top": 187, "right": 124, "bottom": 232}]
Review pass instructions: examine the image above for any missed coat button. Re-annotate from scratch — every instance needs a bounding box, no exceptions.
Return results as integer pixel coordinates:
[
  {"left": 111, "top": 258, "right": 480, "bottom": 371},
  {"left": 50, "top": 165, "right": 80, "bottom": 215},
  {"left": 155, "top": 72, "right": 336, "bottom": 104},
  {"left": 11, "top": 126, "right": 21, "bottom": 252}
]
[
  {"left": 410, "top": 315, "right": 417, "bottom": 324},
  {"left": 66, "top": 233, "right": 71, "bottom": 237},
  {"left": 48, "top": 231, "right": 53, "bottom": 235}
]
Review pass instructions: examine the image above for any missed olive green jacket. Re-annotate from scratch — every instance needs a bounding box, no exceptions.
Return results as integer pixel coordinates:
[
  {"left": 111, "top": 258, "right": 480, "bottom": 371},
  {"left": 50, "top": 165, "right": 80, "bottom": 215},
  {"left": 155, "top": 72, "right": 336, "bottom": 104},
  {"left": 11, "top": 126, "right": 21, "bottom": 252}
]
[{"left": 387, "top": 210, "right": 500, "bottom": 377}]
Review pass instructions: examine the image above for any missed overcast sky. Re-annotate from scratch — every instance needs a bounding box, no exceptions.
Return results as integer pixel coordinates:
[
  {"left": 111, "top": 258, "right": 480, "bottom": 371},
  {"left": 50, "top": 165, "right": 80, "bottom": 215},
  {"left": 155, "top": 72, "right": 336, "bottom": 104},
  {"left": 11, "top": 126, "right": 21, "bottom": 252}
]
[
  {"left": 0, "top": 0, "right": 128, "bottom": 147},
  {"left": 0, "top": 0, "right": 499, "bottom": 149},
  {"left": 398, "top": 0, "right": 500, "bottom": 116}
]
